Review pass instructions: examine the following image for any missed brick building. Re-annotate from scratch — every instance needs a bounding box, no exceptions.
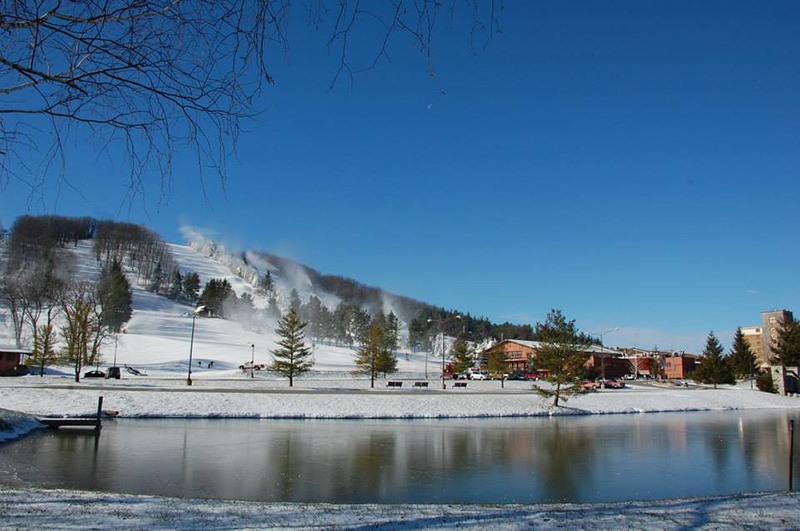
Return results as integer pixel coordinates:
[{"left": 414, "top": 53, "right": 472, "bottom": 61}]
[
  {"left": 482, "top": 339, "right": 625, "bottom": 375},
  {"left": 663, "top": 355, "right": 697, "bottom": 379}
]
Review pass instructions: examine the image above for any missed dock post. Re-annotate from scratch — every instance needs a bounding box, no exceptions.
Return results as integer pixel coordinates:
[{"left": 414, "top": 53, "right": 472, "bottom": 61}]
[
  {"left": 790, "top": 419, "right": 795, "bottom": 491},
  {"left": 96, "top": 396, "right": 104, "bottom": 431}
]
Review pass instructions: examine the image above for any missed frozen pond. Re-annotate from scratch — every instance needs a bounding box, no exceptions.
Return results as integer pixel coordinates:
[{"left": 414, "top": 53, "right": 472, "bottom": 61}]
[{"left": 1, "top": 410, "right": 798, "bottom": 504}]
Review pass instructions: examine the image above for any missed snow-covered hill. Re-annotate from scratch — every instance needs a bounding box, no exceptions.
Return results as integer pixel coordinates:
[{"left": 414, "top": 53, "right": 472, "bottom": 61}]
[{"left": 0, "top": 238, "right": 441, "bottom": 378}]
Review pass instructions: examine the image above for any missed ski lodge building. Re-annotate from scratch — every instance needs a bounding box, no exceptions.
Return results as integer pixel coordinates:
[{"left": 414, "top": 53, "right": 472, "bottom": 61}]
[{"left": 481, "top": 340, "right": 696, "bottom": 379}]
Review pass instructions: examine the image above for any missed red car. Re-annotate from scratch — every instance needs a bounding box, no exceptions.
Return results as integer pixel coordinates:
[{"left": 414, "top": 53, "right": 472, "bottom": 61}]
[
  {"left": 525, "top": 372, "right": 540, "bottom": 381},
  {"left": 582, "top": 380, "right": 602, "bottom": 390},
  {"left": 603, "top": 379, "right": 626, "bottom": 389}
]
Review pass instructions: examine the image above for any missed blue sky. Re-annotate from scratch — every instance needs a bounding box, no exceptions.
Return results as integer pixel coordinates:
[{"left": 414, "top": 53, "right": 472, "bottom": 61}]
[{"left": 1, "top": 1, "right": 798, "bottom": 352}]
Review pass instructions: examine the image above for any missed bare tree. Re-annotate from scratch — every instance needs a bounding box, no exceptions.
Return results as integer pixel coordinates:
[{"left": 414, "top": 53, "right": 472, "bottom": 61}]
[
  {"left": 1, "top": 1, "right": 501, "bottom": 205},
  {"left": 0, "top": 275, "right": 27, "bottom": 347},
  {"left": 21, "top": 259, "right": 65, "bottom": 349}
]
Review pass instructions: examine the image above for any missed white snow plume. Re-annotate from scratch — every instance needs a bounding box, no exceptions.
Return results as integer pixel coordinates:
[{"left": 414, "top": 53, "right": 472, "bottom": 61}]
[
  {"left": 180, "top": 226, "right": 260, "bottom": 287},
  {"left": 179, "top": 226, "right": 341, "bottom": 314}
]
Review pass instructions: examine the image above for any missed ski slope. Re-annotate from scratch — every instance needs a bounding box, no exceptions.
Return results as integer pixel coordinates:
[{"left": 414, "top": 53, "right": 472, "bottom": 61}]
[{"left": 0, "top": 239, "right": 437, "bottom": 377}]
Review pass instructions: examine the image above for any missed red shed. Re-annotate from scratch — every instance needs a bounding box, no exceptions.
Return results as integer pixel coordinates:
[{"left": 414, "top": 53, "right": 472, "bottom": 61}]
[{"left": 0, "top": 347, "right": 31, "bottom": 376}]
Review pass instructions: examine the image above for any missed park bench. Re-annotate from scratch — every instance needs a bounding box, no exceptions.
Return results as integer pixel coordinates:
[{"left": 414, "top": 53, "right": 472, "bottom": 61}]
[
  {"left": 413, "top": 381, "right": 429, "bottom": 388},
  {"left": 387, "top": 381, "right": 403, "bottom": 388},
  {"left": 454, "top": 382, "right": 468, "bottom": 389}
]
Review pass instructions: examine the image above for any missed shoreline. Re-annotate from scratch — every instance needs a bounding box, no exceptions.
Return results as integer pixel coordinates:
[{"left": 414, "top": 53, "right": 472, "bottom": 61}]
[
  {"left": 1, "top": 486, "right": 798, "bottom": 530},
  {"left": 2, "top": 380, "right": 799, "bottom": 421}
]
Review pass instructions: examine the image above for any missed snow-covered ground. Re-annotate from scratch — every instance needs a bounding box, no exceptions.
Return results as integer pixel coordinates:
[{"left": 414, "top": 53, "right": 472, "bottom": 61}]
[
  {"left": 0, "top": 239, "right": 439, "bottom": 373},
  {"left": 0, "top": 408, "right": 42, "bottom": 443},
  {"left": 1, "top": 486, "right": 798, "bottom": 530},
  {"left": 4, "top": 238, "right": 800, "bottom": 421},
  {"left": 2, "top": 379, "right": 799, "bottom": 419}
]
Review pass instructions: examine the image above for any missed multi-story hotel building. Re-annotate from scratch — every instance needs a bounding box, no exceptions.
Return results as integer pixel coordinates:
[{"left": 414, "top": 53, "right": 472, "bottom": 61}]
[
  {"left": 760, "top": 309, "right": 793, "bottom": 365},
  {"left": 740, "top": 326, "right": 765, "bottom": 366}
]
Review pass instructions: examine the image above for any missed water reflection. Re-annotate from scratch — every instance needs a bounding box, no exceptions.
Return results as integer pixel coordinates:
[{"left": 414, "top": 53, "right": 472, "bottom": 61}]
[{"left": 0, "top": 411, "right": 798, "bottom": 504}]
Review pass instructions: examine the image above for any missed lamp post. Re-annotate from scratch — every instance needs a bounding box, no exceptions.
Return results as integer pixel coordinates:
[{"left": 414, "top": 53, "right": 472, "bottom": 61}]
[
  {"left": 113, "top": 333, "right": 119, "bottom": 368},
  {"left": 187, "top": 305, "right": 205, "bottom": 386},
  {"left": 111, "top": 307, "right": 126, "bottom": 368},
  {"left": 591, "top": 327, "right": 619, "bottom": 380},
  {"left": 250, "top": 343, "right": 255, "bottom": 379},
  {"left": 428, "top": 315, "right": 461, "bottom": 390}
]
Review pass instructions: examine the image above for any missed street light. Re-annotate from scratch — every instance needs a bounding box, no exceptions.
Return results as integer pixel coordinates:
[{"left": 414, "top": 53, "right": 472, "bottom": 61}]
[
  {"left": 250, "top": 343, "right": 255, "bottom": 379},
  {"left": 187, "top": 305, "right": 206, "bottom": 386},
  {"left": 428, "top": 315, "right": 461, "bottom": 390},
  {"left": 111, "top": 307, "right": 126, "bottom": 368},
  {"left": 590, "top": 327, "right": 619, "bottom": 380}
]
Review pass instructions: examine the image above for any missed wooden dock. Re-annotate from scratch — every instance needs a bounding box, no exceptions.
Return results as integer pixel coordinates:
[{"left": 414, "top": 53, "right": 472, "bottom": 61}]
[{"left": 39, "top": 397, "right": 104, "bottom": 431}]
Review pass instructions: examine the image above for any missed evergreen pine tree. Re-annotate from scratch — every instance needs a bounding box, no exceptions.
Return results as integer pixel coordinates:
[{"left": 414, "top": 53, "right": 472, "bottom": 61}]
[
  {"left": 693, "top": 331, "right": 735, "bottom": 388},
  {"left": 238, "top": 292, "right": 255, "bottom": 322},
  {"left": 384, "top": 311, "right": 400, "bottom": 353},
  {"left": 168, "top": 269, "right": 183, "bottom": 300},
  {"left": 534, "top": 309, "right": 592, "bottom": 407},
  {"left": 756, "top": 371, "right": 778, "bottom": 394},
  {"left": 451, "top": 338, "right": 473, "bottom": 374},
  {"left": 270, "top": 308, "right": 313, "bottom": 387},
  {"left": 302, "top": 296, "right": 324, "bottom": 338},
  {"left": 353, "top": 323, "right": 387, "bottom": 388},
  {"left": 289, "top": 289, "right": 301, "bottom": 312},
  {"left": 487, "top": 348, "right": 509, "bottom": 388},
  {"left": 31, "top": 323, "right": 59, "bottom": 376},
  {"left": 257, "top": 271, "right": 274, "bottom": 296},
  {"left": 351, "top": 306, "right": 371, "bottom": 345},
  {"left": 729, "top": 327, "right": 759, "bottom": 380},
  {"left": 182, "top": 272, "right": 201, "bottom": 303},
  {"left": 199, "top": 278, "right": 233, "bottom": 318},
  {"left": 376, "top": 344, "right": 398, "bottom": 378},
  {"left": 267, "top": 292, "right": 281, "bottom": 320},
  {"left": 333, "top": 302, "right": 349, "bottom": 346},
  {"left": 97, "top": 260, "right": 132, "bottom": 332},
  {"left": 774, "top": 316, "right": 800, "bottom": 367},
  {"left": 150, "top": 261, "right": 164, "bottom": 293}
]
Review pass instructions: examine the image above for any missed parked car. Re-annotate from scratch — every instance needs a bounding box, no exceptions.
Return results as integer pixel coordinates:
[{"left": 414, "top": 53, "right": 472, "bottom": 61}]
[
  {"left": 525, "top": 372, "right": 540, "bottom": 381},
  {"left": 455, "top": 372, "right": 469, "bottom": 380},
  {"left": 582, "top": 379, "right": 602, "bottom": 390},
  {"left": 106, "top": 367, "right": 121, "bottom": 380},
  {"left": 469, "top": 371, "right": 488, "bottom": 381},
  {"left": 84, "top": 370, "right": 105, "bottom": 378},
  {"left": 603, "top": 378, "right": 625, "bottom": 389},
  {"left": 623, "top": 374, "right": 635, "bottom": 380},
  {"left": 508, "top": 371, "right": 526, "bottom": 381}
]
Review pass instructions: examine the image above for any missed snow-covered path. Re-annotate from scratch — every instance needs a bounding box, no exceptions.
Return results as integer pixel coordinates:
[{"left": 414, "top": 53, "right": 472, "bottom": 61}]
[{"left": 1, "top": 487, "right": 798, "bottom": 530}]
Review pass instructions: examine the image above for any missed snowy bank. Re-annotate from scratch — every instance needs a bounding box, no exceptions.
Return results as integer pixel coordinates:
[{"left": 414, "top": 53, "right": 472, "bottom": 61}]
[
  {"left": 1, "top": 486, "right": 798, "bottom": 530},
  {"left": 1, "top": 383, "right": 800, "bottom": 419},
  {"left": 0, "top": 409, "right": 43, "bottom": 443}
]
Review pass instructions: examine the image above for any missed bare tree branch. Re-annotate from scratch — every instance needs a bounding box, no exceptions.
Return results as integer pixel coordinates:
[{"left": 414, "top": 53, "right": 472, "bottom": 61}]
[{"left": 0, "top": 1, "right": 501, "bottom": 208}]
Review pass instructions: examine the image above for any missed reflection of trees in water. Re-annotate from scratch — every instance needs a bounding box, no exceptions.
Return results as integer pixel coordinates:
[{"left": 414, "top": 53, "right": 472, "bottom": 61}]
[
  {"left": 273, "top": 430, "right": 309, "bottom": 500},
  {"left": 343, "top": 432, "right": 397, "bottom": 500},
  {"left": 529, "top": 423, "right": 596, "bottom": 503},
  {"left": 703, "top": 421, "right": 732, "bottom": 482},
  {"left": 8, "top": 414, "right": 800, "bottom": 504}
]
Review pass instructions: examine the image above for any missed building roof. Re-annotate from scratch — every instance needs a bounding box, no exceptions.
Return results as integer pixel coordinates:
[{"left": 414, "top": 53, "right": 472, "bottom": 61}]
[
  {"left": 499, "top": 339, "right": 619, "bottom": 355},
  {"left": 0, "top": 347, "right": 33, "bottom": 354}
]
